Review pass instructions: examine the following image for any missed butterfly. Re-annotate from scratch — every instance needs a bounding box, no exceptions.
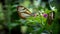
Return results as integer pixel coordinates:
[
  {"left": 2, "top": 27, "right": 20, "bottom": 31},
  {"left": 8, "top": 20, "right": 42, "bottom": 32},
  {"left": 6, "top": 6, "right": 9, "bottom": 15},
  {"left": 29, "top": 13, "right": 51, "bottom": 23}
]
[
  {"left": 47, "top": 11, "right": 55, "bottom": 25},
  {"left": 17, "top": 6, "right": 33, "bottom": 19}
]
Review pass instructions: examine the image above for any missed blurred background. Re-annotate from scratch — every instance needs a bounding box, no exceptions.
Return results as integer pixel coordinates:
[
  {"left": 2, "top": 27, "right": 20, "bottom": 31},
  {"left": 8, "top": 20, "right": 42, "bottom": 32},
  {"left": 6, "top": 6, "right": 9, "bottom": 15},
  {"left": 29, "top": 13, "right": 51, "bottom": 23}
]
[{"left": 0, "top": 0, "right": 60, "bottom": 34}]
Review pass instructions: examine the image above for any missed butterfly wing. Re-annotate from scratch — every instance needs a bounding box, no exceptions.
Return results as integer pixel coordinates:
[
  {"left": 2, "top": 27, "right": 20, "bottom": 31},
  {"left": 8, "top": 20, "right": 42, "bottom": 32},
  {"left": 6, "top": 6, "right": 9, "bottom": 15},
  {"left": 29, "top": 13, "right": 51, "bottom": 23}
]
[
  {"left": 47, "top": 11, "right": 55, "bottom": 25},
  {"left": 17, "top": 6, "right": 32, "bottom": 19}
]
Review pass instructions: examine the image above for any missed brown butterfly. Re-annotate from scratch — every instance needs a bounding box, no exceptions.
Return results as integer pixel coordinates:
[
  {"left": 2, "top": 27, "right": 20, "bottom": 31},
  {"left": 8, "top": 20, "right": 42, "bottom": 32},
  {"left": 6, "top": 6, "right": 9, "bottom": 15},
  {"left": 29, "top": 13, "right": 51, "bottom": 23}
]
[
  {"left": 17, "top": 6, "right": 32, "bottom": 19},
  {"left": 47, "top": 11, "right": 55, "bottom": 25}
]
